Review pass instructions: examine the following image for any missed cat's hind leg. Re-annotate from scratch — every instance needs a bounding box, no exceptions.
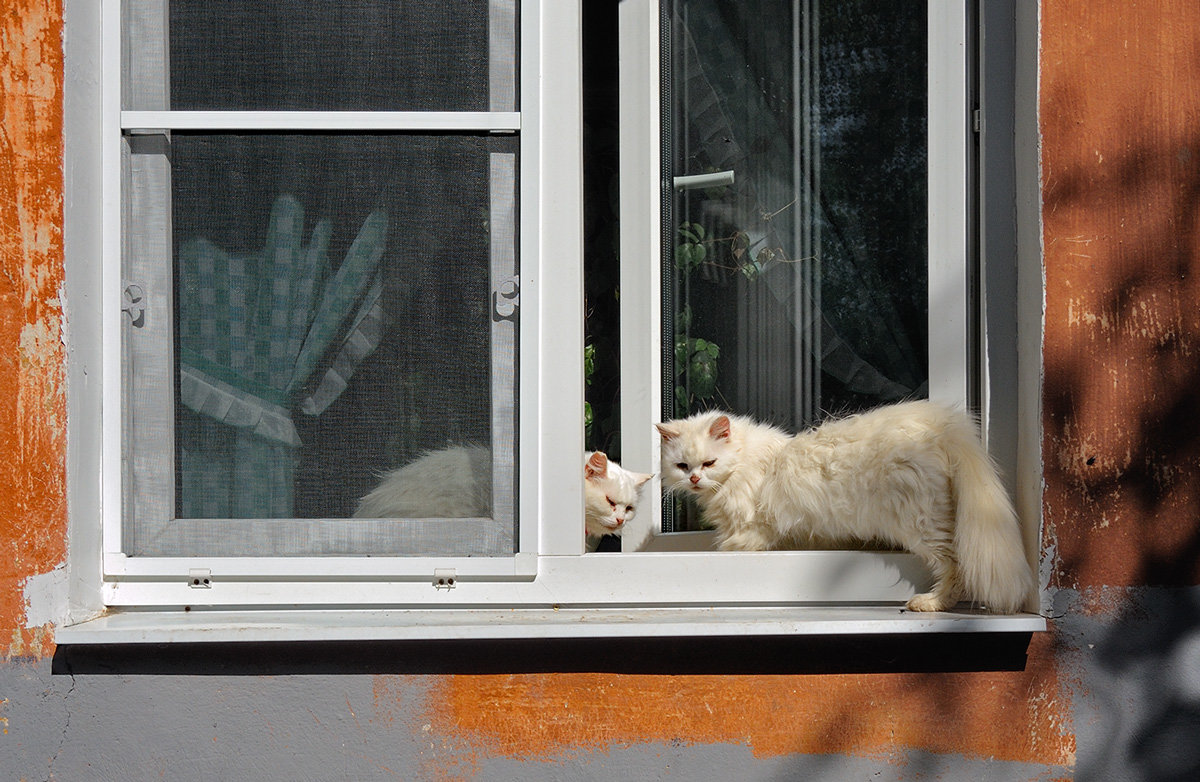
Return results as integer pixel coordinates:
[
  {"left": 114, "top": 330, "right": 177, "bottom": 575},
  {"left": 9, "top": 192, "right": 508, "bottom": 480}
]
[{"left": 905, "top": 545, "right": 962, "bottom": 612}]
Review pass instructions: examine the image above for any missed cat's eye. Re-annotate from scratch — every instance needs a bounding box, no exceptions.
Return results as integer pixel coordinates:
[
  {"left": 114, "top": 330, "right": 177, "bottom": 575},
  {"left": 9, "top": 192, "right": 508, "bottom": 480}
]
[
  {"left": 675, "top": 462, "right": 689, "bottom": 471},
  {"left": 625, "top": 505, "right": 633, "bottom": 513},
  {"left": 606, "top": 497, "right": 616, "bottom": 508},
  {"left": 702, "top": 460, "right": 716, "bottom": 468}
]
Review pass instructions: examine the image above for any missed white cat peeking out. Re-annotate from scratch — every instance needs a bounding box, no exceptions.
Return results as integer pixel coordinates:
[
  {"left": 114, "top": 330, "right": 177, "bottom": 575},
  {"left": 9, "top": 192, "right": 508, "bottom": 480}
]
[
  {"left": 656, "top": 400, "right": 1031, "bottom": 613},
  {"left": 584, "top": 451, "right": 652, "bottom": 539},
  {"left": 355, "top": 446, "right": 650, "bottom": 543}
]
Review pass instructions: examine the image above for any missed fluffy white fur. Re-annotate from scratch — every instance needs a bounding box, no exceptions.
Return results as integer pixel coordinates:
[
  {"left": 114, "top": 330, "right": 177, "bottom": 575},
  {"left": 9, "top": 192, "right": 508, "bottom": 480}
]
[
  {"left": 356, "top": 447, "right": 650, "bottom": 542},
  {"left": 656, "top": 400, "right": 1032, "bottom": 613},
  {"left": 355, "top": 445, "right": 492, "bottom": 519},
  {"left": 584, "top": 451, "right": 653, "bottom": 538}
]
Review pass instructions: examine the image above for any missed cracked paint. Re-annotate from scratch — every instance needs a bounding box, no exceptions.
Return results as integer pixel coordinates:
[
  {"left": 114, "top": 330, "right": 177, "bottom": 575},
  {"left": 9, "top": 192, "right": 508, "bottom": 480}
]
[{"left": 0, "top": 0, "right": 66, "bottom": 660}]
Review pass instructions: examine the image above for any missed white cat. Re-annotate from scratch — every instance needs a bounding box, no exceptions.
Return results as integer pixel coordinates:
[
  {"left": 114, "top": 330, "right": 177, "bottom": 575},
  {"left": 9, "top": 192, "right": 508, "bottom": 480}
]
[
  {"left": 356, "top": 446, "right": 650, "bottom": 543},
  {"left": 584, "top": 450, "right": 653, "bottom": 539},
  {"left": 656, "top": 400, "right": 1031, "bottom": 613},
  {"left": 355, "top": 445, "right": 492, "bottom": 519}
]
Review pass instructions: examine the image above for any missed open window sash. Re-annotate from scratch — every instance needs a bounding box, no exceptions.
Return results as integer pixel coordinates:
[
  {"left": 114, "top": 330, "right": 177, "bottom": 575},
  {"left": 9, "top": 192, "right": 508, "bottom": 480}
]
[{"left": 619, "top": 0, "right": 971, "bottom": 553}]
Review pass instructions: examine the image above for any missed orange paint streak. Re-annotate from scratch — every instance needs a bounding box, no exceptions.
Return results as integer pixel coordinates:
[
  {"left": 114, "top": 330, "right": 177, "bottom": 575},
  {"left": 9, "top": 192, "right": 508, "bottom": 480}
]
[
  {"left": 425, "top": 633, "right": 1073, "bottom": 768},
  {"left": 0, "top": 1, "right": 66, "bottom": 658}
]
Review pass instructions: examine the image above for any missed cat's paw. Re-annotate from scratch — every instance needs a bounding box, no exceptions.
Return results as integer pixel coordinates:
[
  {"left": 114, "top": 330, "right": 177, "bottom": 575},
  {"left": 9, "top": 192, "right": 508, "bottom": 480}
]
[{"left": 905, "top": 592, "right": 950, "bottom": 612}]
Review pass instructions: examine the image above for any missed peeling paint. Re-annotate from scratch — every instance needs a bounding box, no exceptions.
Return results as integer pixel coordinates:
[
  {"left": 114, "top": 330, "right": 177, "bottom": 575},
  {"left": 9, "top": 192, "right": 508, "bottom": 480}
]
[
  {"left": 1042, "top": 0, "right": 1200, "bottom": 591},
  {"left": 0, "top": 0, "right": 66, "bottom": 659},
  {"left": 21, "top": 566, "right": 67, "bottom": 629},
  {"left": 4, "top": 0, "right": 1200, "bottom": 778}
]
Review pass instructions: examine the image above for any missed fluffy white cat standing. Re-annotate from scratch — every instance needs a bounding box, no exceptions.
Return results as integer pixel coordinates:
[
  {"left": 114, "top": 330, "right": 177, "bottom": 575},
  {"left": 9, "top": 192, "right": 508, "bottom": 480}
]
[
  {"left": 584, "top": 451, "right": 652, "bottom": 539},
  {"left": 656, "top": 400, "right": 1031, "bottom": 613},
  {"left": 356, "top": 447, "right": 650, "bottom": 543}
]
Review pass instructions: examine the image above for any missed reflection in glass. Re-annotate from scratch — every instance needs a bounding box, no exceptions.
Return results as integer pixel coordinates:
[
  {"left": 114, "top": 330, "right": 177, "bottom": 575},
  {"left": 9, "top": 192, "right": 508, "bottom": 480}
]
[{"left": 666, "top": 0, "right": 928, "bottom": 528}]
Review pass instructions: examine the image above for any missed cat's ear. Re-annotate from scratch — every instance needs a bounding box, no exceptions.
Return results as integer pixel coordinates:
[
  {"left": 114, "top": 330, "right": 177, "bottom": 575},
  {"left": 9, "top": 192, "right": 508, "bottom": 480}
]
[
  {"left": 585, "top": 451, "right": 609, "bottom": 480},
  {"left": 634, "top": 472, "right": 653, "bottom": 488},
  {"left": 709, "top": 415, "right": 732, "bottom": 441},
  {"left": 655, "top": 423, "right": 680, "bottom": 443}
]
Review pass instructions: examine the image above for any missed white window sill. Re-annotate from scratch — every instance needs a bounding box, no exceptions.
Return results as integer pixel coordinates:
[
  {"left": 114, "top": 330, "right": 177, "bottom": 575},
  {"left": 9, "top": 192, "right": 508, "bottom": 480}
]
[{"left": 56, "top": 605, "right": 1046, "bottom": 644}]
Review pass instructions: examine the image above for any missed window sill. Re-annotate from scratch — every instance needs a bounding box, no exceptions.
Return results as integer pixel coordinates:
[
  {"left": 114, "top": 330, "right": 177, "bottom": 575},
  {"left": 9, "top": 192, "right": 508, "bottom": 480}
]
[{"left": 56, "top": 605, "right": 1046, "bottom": 644}]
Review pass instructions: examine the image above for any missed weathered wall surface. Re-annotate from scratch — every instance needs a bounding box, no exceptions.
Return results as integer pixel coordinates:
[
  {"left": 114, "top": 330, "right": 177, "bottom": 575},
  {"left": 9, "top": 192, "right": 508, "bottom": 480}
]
[
  {"left": 1, "top": 1, "right": 1199, "bottom": 779},
  {"left": 0, "top": 0, "right": 66, "bottom": 661},
  {"left": 1041, "top": 0, "right": 1200, "bottom": 593}
]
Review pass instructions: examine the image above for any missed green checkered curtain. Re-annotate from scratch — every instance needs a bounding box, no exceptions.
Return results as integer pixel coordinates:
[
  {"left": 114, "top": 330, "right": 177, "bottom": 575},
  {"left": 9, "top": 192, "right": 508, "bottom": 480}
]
[{"left": 177, "top": 196, "right": 388, "bottom": 518}]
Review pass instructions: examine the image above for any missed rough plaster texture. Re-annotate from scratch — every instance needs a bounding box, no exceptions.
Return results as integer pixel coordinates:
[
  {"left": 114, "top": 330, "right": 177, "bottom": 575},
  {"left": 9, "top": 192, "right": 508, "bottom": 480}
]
[
  {"left": 3, "top": 0, "right": 1200, "bottom": 779},
  {"left": 0, "top": 0, "right": 67, "bottom": 660},
  {"left": 1040, "top": 0, "right": 1200, "bottom": 591},
  {"left": 5, "top": 587, "right": 1192, "bottom": 781}
]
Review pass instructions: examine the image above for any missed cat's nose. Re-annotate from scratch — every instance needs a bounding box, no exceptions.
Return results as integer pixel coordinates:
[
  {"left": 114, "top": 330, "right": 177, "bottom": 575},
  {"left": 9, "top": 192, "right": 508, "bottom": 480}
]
[
  {"left": 689, "top": 474, "right": 701, "bottom": 485},
  {"left": 614, "top": 517, "right": 624, "bottom": 526}
]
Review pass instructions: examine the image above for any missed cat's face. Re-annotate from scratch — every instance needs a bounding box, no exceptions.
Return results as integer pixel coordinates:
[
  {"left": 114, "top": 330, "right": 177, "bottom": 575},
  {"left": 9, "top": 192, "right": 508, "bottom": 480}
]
[
  {"left": 656, "top": 413, "right": 737, "bottom": 498},
  {"left": 584, "top": 451, "right": 652, "bottom": 537}
]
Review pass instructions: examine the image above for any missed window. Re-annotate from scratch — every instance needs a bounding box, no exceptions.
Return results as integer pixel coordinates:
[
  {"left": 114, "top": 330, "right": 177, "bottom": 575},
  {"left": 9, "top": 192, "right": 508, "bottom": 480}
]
[
  {"left": 619, "top": 0, "right": 975, "bottom": 550},
  {"left": 61, "top": 0, "right": 1042, "bottom": 640},
  {"left": 106, "top": 0, "right": 531, "bottom": 584}
]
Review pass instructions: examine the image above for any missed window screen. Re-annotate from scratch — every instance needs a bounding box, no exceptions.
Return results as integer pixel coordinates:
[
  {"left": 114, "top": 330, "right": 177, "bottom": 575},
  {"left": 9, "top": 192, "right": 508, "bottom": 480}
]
[
  {"left": 120, "top": 1, "right": 521, "bottom": 559},
  {"left": 124, "top": 0, "right": 516, "bottom": 113}
]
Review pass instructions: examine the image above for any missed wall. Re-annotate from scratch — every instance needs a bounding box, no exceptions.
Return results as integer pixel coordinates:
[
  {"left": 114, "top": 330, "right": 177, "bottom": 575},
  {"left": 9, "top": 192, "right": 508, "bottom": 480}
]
[{"left": 2, "top": 1, "right": 1199, "bottom": 779}]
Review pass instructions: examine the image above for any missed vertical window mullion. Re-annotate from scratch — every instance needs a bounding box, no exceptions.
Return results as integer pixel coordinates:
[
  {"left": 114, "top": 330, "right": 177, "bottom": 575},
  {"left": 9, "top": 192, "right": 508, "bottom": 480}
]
[
  {"left": 927, "top": 0, "right": 971, "bottom": 406},
  {"left": 101, "top": 0, "right": 126, "bottom": 557},
  {"left": 617, "top": 0, "right": 664, "bottom": 552}
]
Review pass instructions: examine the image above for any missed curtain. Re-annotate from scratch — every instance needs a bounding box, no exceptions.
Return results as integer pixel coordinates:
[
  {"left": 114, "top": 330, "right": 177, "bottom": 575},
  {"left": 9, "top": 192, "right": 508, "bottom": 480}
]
[{"left": 177, "top": 196, "right": 387, "bottom": 518}]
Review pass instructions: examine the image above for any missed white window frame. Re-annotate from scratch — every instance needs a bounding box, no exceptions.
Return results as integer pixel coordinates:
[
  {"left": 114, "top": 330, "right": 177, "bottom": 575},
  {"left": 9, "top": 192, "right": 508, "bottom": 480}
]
[
  {"left": 101, "top": 0, "right": 540, "bottom": 584},
  {"left": 59, "top": 0, "right": 1045, "bottom": 642},
  {"left": 619, "top": 0, "right": 974, "bottom": 552}
]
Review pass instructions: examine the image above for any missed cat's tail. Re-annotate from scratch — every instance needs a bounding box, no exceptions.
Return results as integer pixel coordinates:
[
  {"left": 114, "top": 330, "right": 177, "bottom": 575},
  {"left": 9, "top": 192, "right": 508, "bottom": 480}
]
[{"left": 946, "top": 414, "right": 1032, "bottom": 614}]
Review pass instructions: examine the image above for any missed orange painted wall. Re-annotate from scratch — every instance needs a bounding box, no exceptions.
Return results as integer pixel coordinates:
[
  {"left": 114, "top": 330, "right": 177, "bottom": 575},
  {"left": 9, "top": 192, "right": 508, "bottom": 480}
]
[
  {"left": 0, "top": 0, "right": 1197, "bottom": 774},
  {"left": 1041, "top": 0, "right": 1200, "bottom": 591},
  {"left": 420, "top": 632, "right": 1074, "bottom": 768},
  {"left": 0, "top": 0, "right": 66, "bottom": 660}
]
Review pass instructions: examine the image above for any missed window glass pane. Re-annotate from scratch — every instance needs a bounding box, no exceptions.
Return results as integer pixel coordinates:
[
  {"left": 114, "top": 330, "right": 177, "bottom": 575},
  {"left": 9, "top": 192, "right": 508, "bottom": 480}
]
[
  {"left": 665, "top": 0, "right": 927, "bottom": 529},
  {"left": 122, "top": 134, "right": 519, "bottom": 557},
  {"left": 667, "top": 0, "right": 927, "bottom": 425},
  {"left": 123, "top": 0, "right": 518, "bottom": 112}
]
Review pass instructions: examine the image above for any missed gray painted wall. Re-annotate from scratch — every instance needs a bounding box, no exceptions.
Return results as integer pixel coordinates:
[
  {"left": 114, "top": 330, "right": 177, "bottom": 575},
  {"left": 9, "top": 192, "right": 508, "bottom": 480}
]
[{"left": 4, "top": 585, "right": 1199, "bottom": 780}]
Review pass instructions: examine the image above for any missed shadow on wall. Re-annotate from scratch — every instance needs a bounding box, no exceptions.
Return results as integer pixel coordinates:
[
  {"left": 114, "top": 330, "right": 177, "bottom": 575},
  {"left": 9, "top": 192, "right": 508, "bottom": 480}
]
[
  {"left": 1065, "top": 587, "right": 1200, "bottom": 782},
  {"left": 54, "top": 631, "right": 1072, "bottom": 766},
  {"left": 1040, "top": 23, "right": 1200, "bottom": 593},
  {"left": 1039, "top": 4, "right": 1200, "bottom": 779}
]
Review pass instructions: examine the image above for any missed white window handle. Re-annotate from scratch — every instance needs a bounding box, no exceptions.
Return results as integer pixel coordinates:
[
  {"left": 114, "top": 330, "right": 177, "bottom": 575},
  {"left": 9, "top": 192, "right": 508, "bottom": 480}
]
[{"left": 672, "top": 170, "right": 735, "bottom": 190}]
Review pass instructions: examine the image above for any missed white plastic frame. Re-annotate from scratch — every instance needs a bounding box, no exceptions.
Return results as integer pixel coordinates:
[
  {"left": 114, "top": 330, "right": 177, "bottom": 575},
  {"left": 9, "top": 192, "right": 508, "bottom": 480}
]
[
  {"left": 619, "top": 0, "right": 974, "bottom": 549},
  {"left": 58, "top": 0, "right": 1043, "bottom": 636},
  {"left": 99, "top": 0, "right": 546, "bottom": 586}
]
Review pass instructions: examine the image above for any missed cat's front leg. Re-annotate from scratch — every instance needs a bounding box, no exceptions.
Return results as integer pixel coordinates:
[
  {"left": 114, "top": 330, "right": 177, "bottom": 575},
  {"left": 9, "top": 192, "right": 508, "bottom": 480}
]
[
  {"left": 717, "top": 525, "right": 775, "bottom": 551},
  {"left": 708, "top": 484, "right": 774, "bottom": 551}
]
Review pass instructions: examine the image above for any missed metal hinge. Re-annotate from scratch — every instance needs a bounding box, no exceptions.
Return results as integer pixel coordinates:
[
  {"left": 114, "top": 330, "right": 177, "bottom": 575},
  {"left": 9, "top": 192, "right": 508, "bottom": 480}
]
[
  {"left": 433, "top": 568, "right": 457, "bottom": 590},
  {"left": 972, "top": 108, "right": 982, "bottom": 134},
  {"left": 188, "top": 568, "right": 212, "bottom": 589}
]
